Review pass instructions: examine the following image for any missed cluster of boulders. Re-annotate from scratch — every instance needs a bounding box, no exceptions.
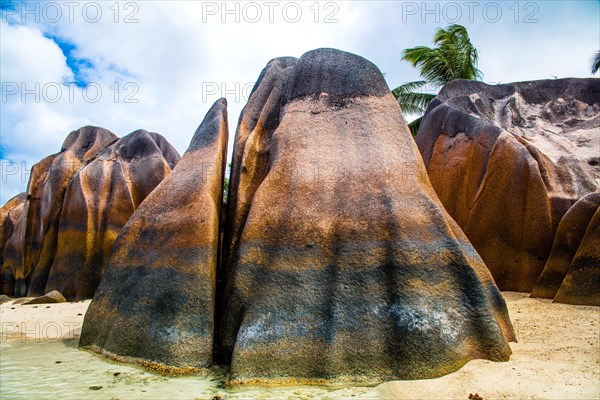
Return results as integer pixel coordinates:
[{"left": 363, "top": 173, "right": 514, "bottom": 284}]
[
  {"left": 1, "top": 48, "right": 598, "bottom": 385},
  {"left": 416, "top": 78, "right": 599, "bottom": 306},
  {"left": 0, "top": 127, "right": 180, "bottom": 301},
  {"left": 78, "top": 49, "right": 516, "bottom": 384}
]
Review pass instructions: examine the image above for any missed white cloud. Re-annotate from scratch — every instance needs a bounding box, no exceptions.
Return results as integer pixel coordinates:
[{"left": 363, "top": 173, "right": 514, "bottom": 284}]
[
  {"left": 1, "top": 0, "right": 599, "bottom": 204},
  {"left": 0, "top": 21, "right": 72, "bottom": 84}
]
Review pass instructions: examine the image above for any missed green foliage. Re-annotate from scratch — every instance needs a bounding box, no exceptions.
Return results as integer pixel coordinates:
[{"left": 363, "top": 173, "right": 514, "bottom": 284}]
[
  {"left": 391, "top": 81, "right": 436, "bottom": 115},
  {"left": 223, "top": 177, "right": 229, "bottom": 203},
  {"left": 407, "top": 116, "right": 423, "bottom": 137},
  {"left": 592, "top": 51, "right": 600, "bottom": 75},
  {"left": 401, "top": 24, "right": 482, "bottom": 87},
  {"left": 393, "top": 24, "right": 481, "bottom": 136},
  {"left": 223, "top": 162, "right": 232, "bottom": 203}
]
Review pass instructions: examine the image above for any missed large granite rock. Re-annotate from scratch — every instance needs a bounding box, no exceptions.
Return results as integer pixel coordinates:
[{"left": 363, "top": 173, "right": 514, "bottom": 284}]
[
  {"left": 80, "top": 99, "right": 228, "bottom": 373},
  {"left": 222, "top": 56, "right": 298, "bottom": 279},
  {"left": 4, "top": 154, "right": 58, "bottom": 296},
  {"left": 19, "top": 127, "right": 118, "bottom": 296},
  {"left": 553, "top": 204, "right": 600, "bottom": 306},
  {"left": 0, "top": 193, "right": 26, "bottom": 294},
  {"left": 0, "top": 193, "right": 26, "bottom": 259},
  {"left": 0, "top": 126, "right": 181, "bottom": 300},
  {"left": 219, "top": 49, "right": 515, "bottom": 385},
  {"left": 531, "top": 192, "right": 600, "bottom": 300},
  {"left": 416, "top": 78, "right": 600, "bottom": 292},
  {"left": 43, "top": 130, "right": 180, "bottom": 301}
]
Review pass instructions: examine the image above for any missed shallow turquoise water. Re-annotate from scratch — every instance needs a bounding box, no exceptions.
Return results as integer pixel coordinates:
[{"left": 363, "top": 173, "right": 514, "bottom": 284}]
[{"left": 0, "top": 339, "right": 380, "bottom": 400}]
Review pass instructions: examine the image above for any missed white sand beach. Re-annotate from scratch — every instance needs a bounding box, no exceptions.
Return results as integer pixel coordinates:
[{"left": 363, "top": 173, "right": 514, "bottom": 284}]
[{"left": 1, "top": 292, "right": 598, "bottom": 400}]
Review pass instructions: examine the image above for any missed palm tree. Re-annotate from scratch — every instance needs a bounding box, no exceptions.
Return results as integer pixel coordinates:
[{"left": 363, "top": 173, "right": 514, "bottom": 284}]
[
  {"left": 591, "top": 51, "right": 600, "bottom": 75},
  {"left": 394, "top": 24, "right": 482, "bottom": 136},
  {"left": 392, "top": 81, "right": 436, "bottom": 136}
]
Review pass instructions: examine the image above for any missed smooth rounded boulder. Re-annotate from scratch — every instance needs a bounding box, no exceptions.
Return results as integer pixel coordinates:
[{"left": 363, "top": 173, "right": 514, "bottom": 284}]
[
  {"left": 4, "top": 154, "right": 57, "bottom": 296},
  {"left": 0, "top": 193, "right": 26, "bottom": 294},
  {"left": 222, "top": 56, "right": 298, "bottom": 277},
  {"left": 220, "top": 49, "right": 515, "bottom": 385},
  {"left": 21, "top": 126, "right": 118, "bottom": 297},
  {"left": 554, "top": 205, "right": 600, "bottom": 306},
  {"left": 44, "top": 130, "right": 180, "bottom": 301},
  {"left": 80, "top": 99, "right": 228, "bottom": 374},
  {"left": 0, "top": 193, "right": 26, "bottom": 259},
  {"left": 531, "top": 192, "right": 600, "bottom": 300},
  {"left": 416, "top": 78, "right": 600, "bottom": 292}
]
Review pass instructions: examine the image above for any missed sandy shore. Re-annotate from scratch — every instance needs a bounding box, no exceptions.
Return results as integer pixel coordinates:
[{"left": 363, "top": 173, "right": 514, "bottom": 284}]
[{"left": 1, "top": 292, "right": 598, "bottom": 399}]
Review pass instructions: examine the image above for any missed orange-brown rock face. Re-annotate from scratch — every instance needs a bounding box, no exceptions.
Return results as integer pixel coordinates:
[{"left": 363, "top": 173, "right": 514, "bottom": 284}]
[
  {"left": 553, "top": 205, "right": 600, "bottom": 306},
  {"left": 220, "top": 49, "right": 515, "bottom": 385},
  {"left": 222, "top": 56, "right": 298, "bottom": 277},
  {"left": 0, "top": 193, "right": 26, "bottom": 294},
  {"left": 20, "top": 126, "right": 118, "bottom": 297},
  {"left": 0, "top": 193, "right": 26, "bottom": 266},
  {"left": 531, "top": 192, "right": 600, "bottom": 300},
  {"left": 416, "top": 79, "right": 600, "bottom": 292},
  {"left": 0, "top": 125, "right": 181, "bottom": 300},
  {"left": 80, "top": 99, "right": 228, "bottom": 373},
  {"left": 5, "top": 154, "right": 57, "bottom": 296},
  {"left": 44, "top": 130, "right": 180, "bottom": 301}
]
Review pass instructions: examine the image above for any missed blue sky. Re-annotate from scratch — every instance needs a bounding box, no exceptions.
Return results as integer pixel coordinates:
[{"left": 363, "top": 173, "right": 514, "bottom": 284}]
[
  {"left": 42, "top": 33, "right": 95, "bottom": 88},
  {"left": 1, "top": 0, "right": 599, "bottom": 203}
]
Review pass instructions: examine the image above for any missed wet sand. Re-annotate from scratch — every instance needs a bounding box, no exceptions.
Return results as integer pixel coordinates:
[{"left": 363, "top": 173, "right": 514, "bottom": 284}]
[{"left": 1, "top": 292, "right": 598, "bottom": 399}]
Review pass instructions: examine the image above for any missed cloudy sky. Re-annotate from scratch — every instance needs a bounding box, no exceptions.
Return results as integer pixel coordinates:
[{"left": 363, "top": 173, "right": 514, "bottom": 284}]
[{"left": 1, "top": 0, "right": 598, "bottom": 204}]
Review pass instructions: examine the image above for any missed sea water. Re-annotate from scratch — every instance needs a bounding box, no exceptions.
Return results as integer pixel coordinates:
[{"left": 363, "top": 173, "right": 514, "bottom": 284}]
[{"left": 0, "top": 339, "right": 380, "bottom": 400}]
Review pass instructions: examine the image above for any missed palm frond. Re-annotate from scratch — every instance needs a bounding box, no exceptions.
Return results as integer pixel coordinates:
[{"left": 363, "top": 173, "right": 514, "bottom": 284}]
[
  {"left": 395, "top": 92, "right": 436, "bottom": 115},
  {"left": 407, "top": 116, "right": 423, "bottom": 137},
  {"left": 391, "top": 80, "right": 427, "bottom": 96},
  {"left": 424, "top": 24, "right": 482, "bottom": 83},
  {"left": 395, "top": 24, "right": 481, "bottom": 138},
  {"left": 592, "top": 51, "right": 600, "bottom": 75}
]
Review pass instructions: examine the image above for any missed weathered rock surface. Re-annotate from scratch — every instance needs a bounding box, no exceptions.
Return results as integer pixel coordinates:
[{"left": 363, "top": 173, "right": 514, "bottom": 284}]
[
  {"left": 220, "top": 49, "right": 515, "bottom": 385},
  {"left": 80, "top": 99, "right": 228, "bottom": 373},
  {"left": 222, "top": 56, "right": 298, "bottom": 278},
  {"left": 0, "top": 193, "right": 26, "bottom": 259},
  {"left": 553, "top": 204, "right": 600, "bottom": 306},
  {"left": 0, "top": 126, "right": 182, "bottom": 300},
  {"left": 20, "top": 126, "right": 118, "bottom": 296},
  {"left": 416, "top": 78, "right": 600, "bottom": 292},
  {"left": 531, "top": 192, "right": 600, "bottom": 300},
  {"left": 0, "top": 193, "right": 26, "bottom": 294},
  {"left": 3, "top": 154, "right": 57, "bottom": 296},
  {"left": 23, "top": 289, "right": 66, "bottom": 304},
  {"left": 44, "top": 130, "right": 180, "bottom": 301}
]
